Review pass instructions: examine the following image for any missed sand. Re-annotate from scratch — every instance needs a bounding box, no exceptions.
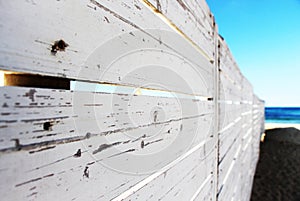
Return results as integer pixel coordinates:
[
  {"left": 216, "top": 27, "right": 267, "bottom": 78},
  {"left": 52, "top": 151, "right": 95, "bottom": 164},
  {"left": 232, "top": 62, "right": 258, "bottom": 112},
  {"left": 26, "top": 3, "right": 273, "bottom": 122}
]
[
  {"left": 265, "top": 123, "right": 300, "bottom": 130},
  {"left": 250, "top": 125, "right": 300, "bottom": 201}
]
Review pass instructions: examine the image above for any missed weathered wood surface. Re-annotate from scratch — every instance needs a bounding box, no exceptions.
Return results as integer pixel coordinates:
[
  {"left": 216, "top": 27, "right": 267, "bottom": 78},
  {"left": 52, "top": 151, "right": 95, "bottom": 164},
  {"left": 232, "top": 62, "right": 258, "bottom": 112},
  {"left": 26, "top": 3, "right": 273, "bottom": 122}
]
[
  {"left": 0, "top": 0, "right": 214, "bottom": 96},
  {"left": 0, "top": 0, "right": 264, "bottom": 201},
  {"left": 146, "top": 0, "right": 215, "bottom": 61},
  {"left": 0, "top": 86, "right": 214, "bottom": 149},
  {"left": 0, "top": 85, "right": 215, "bottom": 200},
  {"left": 217, "top": 36, "right": 264, "bottom": 201}
]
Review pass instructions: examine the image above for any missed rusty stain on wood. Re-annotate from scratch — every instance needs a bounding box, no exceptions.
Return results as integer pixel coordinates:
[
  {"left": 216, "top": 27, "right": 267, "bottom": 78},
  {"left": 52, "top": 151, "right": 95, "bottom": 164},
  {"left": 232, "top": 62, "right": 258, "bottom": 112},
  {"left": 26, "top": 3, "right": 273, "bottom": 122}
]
[
  {"left": 51, "top": 39, "right": 68, "bottom": 55},
  {"left": 43, "top": 121, "right": 53, "bottom": 131},
  {"left": 83, "top": 166, "right": 89, "bottom": 178},
  {"left": 156, "top": 0, "right": 161, "bottom": 12},
  {"left": 73, "top": 149, "right": 82, "bottom": 157},
  {"left": 24, "top": 89, "right": 37, "bottom": 102},
  {"left": 104, "top": 16, "right": 110, "bottom": 23}
]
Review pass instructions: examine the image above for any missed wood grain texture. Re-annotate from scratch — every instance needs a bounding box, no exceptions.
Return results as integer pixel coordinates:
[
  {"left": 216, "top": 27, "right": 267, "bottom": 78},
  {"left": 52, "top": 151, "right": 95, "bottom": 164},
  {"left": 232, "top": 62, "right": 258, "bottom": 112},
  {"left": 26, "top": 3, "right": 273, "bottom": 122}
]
[
  {"left": 217, "top": 35, "right": 264, "bottom": 201},
  {"left": 0, "top": 86, "right": 214, "bottom": 151},
  {"left": 0, "top": 0, "right": 214, "bottom": 95},
  {"left": 145, "top": 0, "right": 215, "bottom": 61},
  {"left": 0, "top": 0, "right": 264, "bottom": 201}
]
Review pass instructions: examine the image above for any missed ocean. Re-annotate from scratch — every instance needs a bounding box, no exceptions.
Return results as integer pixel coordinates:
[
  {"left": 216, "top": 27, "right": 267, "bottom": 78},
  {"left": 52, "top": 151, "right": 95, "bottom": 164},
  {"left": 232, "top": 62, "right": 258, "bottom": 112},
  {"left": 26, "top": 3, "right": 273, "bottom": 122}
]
[{"left": 265, "top": 107, "right": 300, "bottom": 124}]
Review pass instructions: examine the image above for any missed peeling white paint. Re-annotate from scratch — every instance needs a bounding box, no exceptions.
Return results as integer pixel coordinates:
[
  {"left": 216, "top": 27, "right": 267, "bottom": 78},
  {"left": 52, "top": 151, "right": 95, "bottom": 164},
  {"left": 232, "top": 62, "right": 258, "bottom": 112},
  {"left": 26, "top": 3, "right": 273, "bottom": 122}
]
[{"left": 0, "top": 0, "right": 264, "bottom": 201}]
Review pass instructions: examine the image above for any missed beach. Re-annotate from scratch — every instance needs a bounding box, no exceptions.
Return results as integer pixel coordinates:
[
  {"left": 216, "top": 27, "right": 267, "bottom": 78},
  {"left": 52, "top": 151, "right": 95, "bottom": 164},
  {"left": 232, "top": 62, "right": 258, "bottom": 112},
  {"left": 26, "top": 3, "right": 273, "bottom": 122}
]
[
  {"left": 251, "top": 123, "right": 300, "bottom": 201},
  {"left": 264, "top": 123, "right": 300, "bottom": 130}
]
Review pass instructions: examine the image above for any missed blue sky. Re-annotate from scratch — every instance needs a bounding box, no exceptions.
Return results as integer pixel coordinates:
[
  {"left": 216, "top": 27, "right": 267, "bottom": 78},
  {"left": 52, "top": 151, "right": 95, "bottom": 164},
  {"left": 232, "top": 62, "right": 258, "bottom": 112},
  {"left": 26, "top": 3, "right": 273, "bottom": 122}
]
[{"left": 206, "top": 0, "right": 300, "bottom": 106}]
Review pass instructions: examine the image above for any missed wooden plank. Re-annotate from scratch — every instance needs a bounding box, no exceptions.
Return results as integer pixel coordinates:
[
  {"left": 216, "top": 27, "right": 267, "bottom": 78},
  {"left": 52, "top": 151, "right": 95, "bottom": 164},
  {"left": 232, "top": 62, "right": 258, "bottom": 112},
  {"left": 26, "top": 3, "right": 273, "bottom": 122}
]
[
  {"left": 0, "top": 116, "right": 213, "bottom": 200},
  {"left": 218, "top": 37, "right": 243, "bottom": 85},
  {"left": 146, "top": 0, "right": 216, "bottom": 61},
  {"left": 217, "top": 144, "right": 242, "bottom": 201},
  {"left": 0, "top": 85, "right": 215, "bottom": 200},
  {"left": 0, "top": 0, "right": 214, "bottom": 95},
  {"left": 0, "top": 86, "right": 214, "bottom": 150},
  {"left": 191, "top": 176, "right": 215, "bottom": 201},
  {"left": 219, "top": 72, "right": 243, "bottom": 102},
  {"left": 216, "top": 35, "right": 258, "bottom": 201},
  {"left": 114, "top": 139, "right": 216, "bottom": 200},
  {"left": 219, "top": 124, "right": 241, "bottom": 161},
  {"left": 218, "top": 106, "right": 242, "bottom": 132}
]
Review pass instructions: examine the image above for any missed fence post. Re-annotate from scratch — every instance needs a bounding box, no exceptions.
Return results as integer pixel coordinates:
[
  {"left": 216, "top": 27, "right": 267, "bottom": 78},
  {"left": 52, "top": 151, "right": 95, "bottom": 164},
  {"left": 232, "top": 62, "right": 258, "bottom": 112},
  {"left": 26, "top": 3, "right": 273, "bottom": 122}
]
[{"left": 212, "top": 18, "right": 220, "bottom": 201}]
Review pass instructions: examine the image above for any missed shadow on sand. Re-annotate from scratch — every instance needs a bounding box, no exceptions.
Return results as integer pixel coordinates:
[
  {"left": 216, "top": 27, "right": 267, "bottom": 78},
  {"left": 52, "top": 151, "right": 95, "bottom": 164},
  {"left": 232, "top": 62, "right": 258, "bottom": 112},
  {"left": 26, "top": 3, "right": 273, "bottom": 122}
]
[{"left": 251, "top": 127, "right": 300, "bottom": 201}]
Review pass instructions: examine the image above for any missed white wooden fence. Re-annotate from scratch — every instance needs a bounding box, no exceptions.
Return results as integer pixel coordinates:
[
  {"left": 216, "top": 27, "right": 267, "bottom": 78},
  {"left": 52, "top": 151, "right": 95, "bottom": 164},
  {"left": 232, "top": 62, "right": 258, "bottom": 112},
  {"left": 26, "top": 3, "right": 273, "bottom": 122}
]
[{"left": 0, "top": 0, "right": 264, "bottom": 200}]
